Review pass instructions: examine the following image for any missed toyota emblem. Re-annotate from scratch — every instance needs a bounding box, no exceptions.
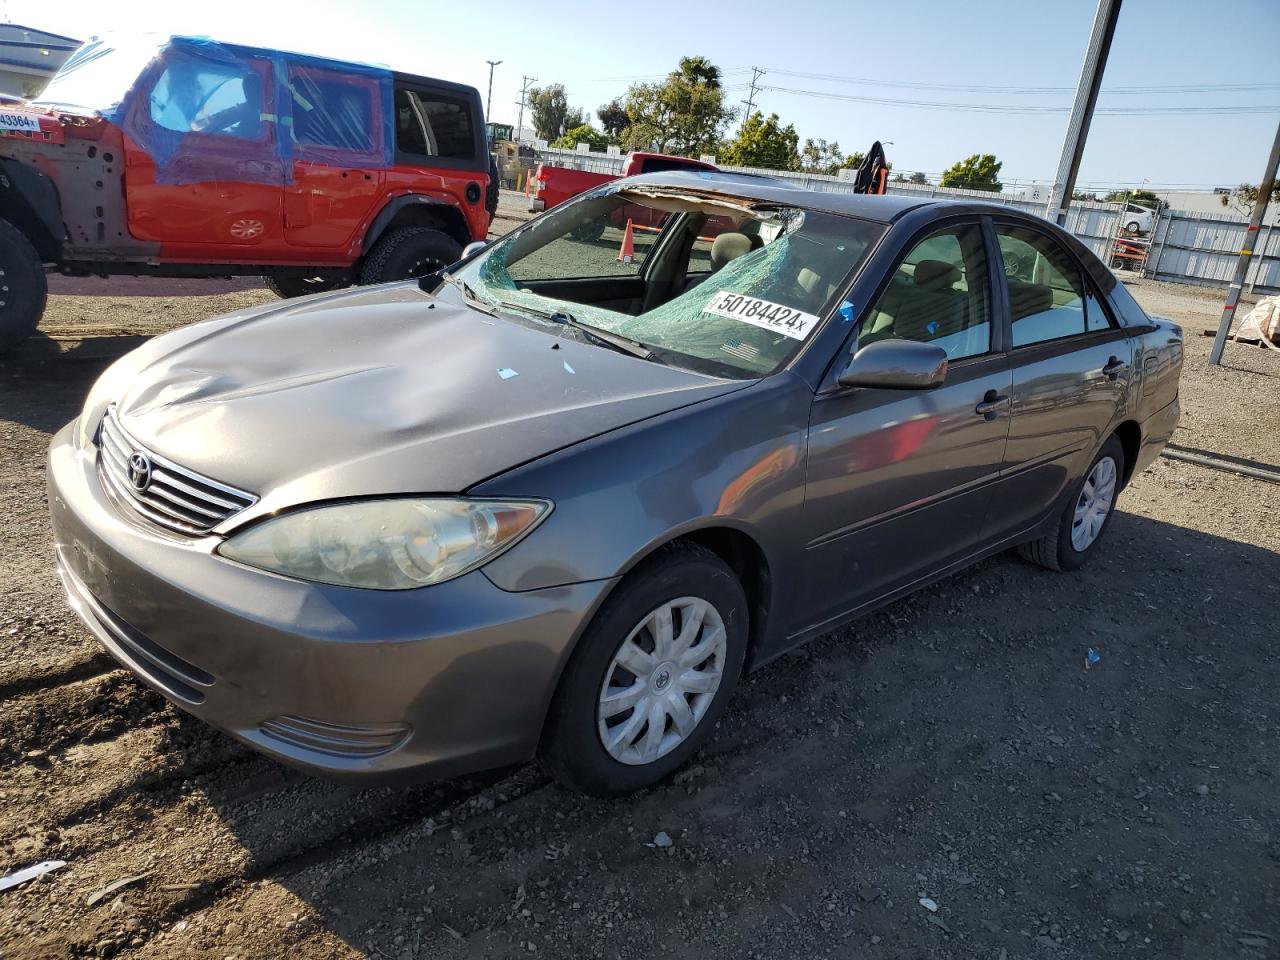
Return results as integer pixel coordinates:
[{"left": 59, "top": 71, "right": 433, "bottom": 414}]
[{"left": 126, "top": 452, "right": 152, "bottom": 492}]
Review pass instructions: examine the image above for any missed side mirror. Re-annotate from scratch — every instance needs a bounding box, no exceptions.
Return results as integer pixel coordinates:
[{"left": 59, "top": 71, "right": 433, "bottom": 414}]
[
  {"left": 461, "top": 240, "right": 489, "bottom": 260},
  {"left": 837, "top": 338, "right": 949, "bottom": 390}
]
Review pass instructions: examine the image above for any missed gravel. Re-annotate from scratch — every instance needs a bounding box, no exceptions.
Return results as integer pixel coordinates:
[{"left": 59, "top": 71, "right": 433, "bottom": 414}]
[{"left": 1, "top": 195, "right": 1277, "bottom": 959}]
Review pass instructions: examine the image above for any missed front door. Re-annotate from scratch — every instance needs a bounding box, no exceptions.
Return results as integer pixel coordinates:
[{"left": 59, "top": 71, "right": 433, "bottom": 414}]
[
  {"left": 985, "top": 221, "right": 1134, "bottom": 540},
  {"left": 124, "top": 47, "right": 284, "bottom": 255},
  {"left": 799, "top": 220, "right": 1012, "bottom": 633}
]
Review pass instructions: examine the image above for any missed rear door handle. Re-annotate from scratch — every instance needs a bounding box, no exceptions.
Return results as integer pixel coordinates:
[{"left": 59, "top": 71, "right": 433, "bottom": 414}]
[
  {"left": 1103, "top": 356, "right": 1130, "bottom": 380},
  {"left": 975, "top": 391, "right": 1010, "bottom": 420}
]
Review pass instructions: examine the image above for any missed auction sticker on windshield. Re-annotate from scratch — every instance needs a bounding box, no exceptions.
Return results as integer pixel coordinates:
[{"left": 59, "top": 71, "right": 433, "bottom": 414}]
[
  {"left": 0, "top": 112, "right": 41, "bottom": 134},
  {"left": 703, "top": 291, "right": 820, "bottom": 341}
]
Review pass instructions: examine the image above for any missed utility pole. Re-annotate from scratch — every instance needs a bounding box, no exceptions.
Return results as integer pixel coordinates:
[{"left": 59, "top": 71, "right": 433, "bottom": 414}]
[
  {"left": 515, "top": 75, "right": 536, "bottom": 145},
  {"left": 740, "top": 66, "right": 764, "bottom": 126},
  {"left": 484, "top": 60, "right": 502, "bottom": 121},
  {"left": 1209, "top": 118, "right": 1280, "bottom": 365},
  {"left": 1045, "top": 0, "right": 1123, "bottom": 226}
]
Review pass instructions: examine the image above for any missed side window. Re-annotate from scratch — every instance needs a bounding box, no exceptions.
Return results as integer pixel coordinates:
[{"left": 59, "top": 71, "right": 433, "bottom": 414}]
[
  {"left": 996, "top": 226, "right": 1087, "bottom": 347},
  {"left": 288, "top": 66, "right": 376, "bottom": 153},
  {"left": 685, "top": 215, "right": 744, "bottom": 277},
  {"left": 1085, "top": 286, "right": 1114, "bottom": 332},
  {"left": 395, "top": 88, "right": 475, "bottom": 160},
  {"left": 858, "top": 223, "right": 991, "bottom": 361},
  {"left": 150, "top": 61, "right": 264, "bottom": 139}
]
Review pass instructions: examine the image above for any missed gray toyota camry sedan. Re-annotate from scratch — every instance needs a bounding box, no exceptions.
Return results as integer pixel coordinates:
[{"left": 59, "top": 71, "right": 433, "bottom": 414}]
[{"left": 49, "top": 172, "right": 1183, "bottom": 796}]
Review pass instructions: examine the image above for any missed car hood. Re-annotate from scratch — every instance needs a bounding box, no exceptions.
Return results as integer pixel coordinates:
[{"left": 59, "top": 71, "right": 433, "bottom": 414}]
[{"left": 111, "top": 283, "right": 746, "bottom": 520}]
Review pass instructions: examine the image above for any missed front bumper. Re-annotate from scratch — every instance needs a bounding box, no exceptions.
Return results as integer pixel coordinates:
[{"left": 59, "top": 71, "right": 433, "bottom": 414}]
[{"left": 47, "top": 422, "right": 614, "bottom": 783}]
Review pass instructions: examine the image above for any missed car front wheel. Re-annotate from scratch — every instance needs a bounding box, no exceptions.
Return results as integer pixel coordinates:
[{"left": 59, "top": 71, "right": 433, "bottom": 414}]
[
  {"left": 541, "top": 543, "right": 748, "bottom": 797},
  {"left": 1019, "top": 434, "right": 1124, "bottom": 572}
]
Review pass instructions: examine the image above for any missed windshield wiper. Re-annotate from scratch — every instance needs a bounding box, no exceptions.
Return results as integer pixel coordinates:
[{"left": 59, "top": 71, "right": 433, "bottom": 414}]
[
  {"left": 496, "top": 301, "right": 657, "bottom": 361},
  {"left": 438, "top": 271, "right": 498, "bottom": 316}
]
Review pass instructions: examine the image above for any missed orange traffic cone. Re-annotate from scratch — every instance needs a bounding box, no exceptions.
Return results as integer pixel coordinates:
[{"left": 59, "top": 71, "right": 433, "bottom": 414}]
[{"left": 617, "top": 218, "right": 635, "bottom": 264}]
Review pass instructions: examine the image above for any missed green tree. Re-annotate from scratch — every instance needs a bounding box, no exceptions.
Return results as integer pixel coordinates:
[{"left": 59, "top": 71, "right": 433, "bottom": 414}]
[
  {"left": 909, "top": 171, "right": 928, "bottom": 185},
  {"left": 798, "top": 138, "right": 845, "bottom": 175},
  {"left": 528, "top": 84, "right": 584, "bottom": 141},
  {"left": 940, "top": 153, "right": 1003, "bottom": 192},
  {"left": 842, "top": 151, "right": 865, "bottom": 170},
  {"left": 552, "top": 123, "right": 610, "bottom": 151},
  {"left": 1220, "top": 182, "right": 1280, "bottom": 217},
  {"left": 1073, "top": 189, "right": 1100, "bottom": 202},
  {"left": 619, "top": 55, "right": 734, "bottom": 156},
  {"left": 596, "top": 98, "right": 628, "bottom": 139},
  {"left": 720, "top": 112, "right": 800, "bottom": 170},
  {"left": 1103, "top": 188, "right": 1164, "bottom": 209}
]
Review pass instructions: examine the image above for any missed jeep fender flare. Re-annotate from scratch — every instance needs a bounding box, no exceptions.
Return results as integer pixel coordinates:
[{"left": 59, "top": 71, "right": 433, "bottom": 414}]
[
  {"left": 0, "top": 158, "right": 64, "bottom": 261},
  {"left": 361, "top": 195, "right": 471, "bottom": 255}
]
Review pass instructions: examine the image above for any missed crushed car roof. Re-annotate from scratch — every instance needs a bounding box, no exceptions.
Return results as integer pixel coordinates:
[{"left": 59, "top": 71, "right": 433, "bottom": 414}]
[{"left": 619, "top": 170, "right": 1005, "bottom": 224}]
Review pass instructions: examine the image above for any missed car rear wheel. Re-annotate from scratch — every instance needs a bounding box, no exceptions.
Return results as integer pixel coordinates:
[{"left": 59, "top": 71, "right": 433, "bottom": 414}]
[
  {"left": 0, "top": 218, "right": 47, "bottom": 354},
  {"left": 264, "top": 268, "right": 351, "bottom": 299},
  {"left": 540, "top": 543, "right": 748, "bottom": 797},
  {"left": 1125, "top": 220, "right": 1141, "bottom": 234},
  {"left": 359, "top": 227, "right": 461, "bottom": 286},
  {"left": 1018, "top": 435, "right": 1124, "bottom": 572}
]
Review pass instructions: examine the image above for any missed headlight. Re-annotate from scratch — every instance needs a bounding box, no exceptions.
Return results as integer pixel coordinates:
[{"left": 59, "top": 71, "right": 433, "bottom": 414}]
[{"left": 216, "top": 498, "right": 551, "bottom": 590}]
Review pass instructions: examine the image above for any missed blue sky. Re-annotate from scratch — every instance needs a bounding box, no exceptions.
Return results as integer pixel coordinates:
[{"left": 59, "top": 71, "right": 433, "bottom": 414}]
[{"left": 9, "top": 0, "right": 1278, "bottom": 195}]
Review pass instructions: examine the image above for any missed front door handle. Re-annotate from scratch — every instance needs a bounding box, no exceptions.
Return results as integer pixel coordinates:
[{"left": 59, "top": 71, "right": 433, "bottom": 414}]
[
  {"left": 975, "top": 390, "right": 1010, "bottom": 421},
  {"left": 1102, "top": 356, "right": 1130, "bottom": 381}
]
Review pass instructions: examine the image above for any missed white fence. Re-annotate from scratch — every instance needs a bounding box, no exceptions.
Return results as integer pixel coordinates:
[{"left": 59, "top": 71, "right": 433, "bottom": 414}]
[{"left": 532, "top": 145, "right": 1278, "bottom": 295}]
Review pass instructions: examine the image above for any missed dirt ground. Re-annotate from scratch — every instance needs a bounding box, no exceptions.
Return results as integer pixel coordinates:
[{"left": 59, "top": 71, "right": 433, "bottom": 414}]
[{"left": 1, "top": 194, "right": 1278, "bottom": 960}]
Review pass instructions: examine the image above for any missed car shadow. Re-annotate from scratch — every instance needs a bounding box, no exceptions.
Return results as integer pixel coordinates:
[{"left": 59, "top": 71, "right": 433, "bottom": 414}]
[
  {"left": 1, "top": 332, "right": 150, "bottom": 436},
  {"left": 155, "top": 506, "right": 1280, "bottom": 958}
]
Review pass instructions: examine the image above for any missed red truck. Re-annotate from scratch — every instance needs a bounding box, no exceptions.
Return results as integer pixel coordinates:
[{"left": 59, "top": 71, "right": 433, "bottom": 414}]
[
  {"left": 0, "top": 35, "right": 496, "bottom": 352},
  {"left": 528, "top": 151, "right": 718, "bottom": 214}
]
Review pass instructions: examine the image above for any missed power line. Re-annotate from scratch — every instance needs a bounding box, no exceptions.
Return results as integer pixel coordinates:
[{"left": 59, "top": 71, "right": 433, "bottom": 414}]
[
  {"left": 760, "top": 84, "right": 1278, "bottom": 115},
  {"left": 515, "top": 75, "right": 536, "bottom": 144},
  {"left": 744, "top": 66, "right": 1280, "bottom": 96}
]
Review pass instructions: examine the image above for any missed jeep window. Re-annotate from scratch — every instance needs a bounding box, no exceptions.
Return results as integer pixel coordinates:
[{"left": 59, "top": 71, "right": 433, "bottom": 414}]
[
  {"left": 289, "top": 66, "right": 376, "bottom": 153},
  {"left": 395, "top": 89, "right": 475, "bottom": 159},
  {"left": 150, "top": 61, "right": 264, "bottom": 139}
]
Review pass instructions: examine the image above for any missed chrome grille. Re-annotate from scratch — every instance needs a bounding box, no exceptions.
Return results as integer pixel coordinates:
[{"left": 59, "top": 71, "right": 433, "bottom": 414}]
[{"left": 97, "top": 406, "right": 257, "bottom": 535}]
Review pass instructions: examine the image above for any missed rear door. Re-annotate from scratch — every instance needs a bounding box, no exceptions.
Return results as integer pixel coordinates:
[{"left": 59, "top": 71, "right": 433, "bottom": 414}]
[
  {"left": 799, "top": 218, "right": 1014, "bottom": 630},
  {"left": 282, "top": 61, "right": 389, "bottom": 250},
  {"left": 984, "top": 220, "right": 1134, "bottom": 540}
]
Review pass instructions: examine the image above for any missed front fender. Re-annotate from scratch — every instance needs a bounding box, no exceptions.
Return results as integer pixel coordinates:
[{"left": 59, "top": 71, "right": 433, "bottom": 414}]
[{"left": 470, "top": 374, "right": 815, "bottom": 647}]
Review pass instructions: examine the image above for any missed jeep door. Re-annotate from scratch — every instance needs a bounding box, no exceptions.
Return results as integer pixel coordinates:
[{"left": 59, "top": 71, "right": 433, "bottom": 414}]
[
  {"left": 281, "top": 62, "right": 388, "bottom": 251},
  {"left": 124, "top": 49, "right": 284, "bottom": 254},
  {"left": 799, "top": 218, "right": 1014, "bottom": 631}
]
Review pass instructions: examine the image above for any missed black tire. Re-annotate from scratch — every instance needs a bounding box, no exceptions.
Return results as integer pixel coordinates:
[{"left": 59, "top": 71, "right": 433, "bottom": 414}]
[
  {"left": 1125, "top": 220, "right": 1141, "bottom": 234},
  {"left": 358, "top": 227, "right": 461, "bottom": 286},
  {"left": 0, "top": 218, "right": 47, "bottom": 354},
  {"left": 263, "top": 267, "right": 351, "bottom": 299},
  {"left": 540, "top": 543, "right": 748, "bottom": 797},
  {"left": 1018, "top": 435, "right": 1125, "bottom": 572}
]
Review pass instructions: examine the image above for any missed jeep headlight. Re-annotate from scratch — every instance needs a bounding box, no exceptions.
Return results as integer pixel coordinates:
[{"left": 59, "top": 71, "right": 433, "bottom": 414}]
[{"left": 216, "top": 498, "right": 551, "bottom": 590}]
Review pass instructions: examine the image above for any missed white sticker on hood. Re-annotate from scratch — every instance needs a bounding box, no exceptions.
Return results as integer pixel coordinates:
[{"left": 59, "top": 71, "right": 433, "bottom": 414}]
[
  {"left": 703, "top": 291, "right": 820, "bottom": 341},
  {"left": 0, "top": 111, "right": 41, "bottom": 134}
]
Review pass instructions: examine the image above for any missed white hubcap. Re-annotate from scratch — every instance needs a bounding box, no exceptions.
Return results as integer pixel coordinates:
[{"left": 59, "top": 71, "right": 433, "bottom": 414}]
[
  {"left": 597, "top": 597, "right": 727, "bottom": 766},
  {"left": 1072, "top": 456, "right": 1117, "bottom": 551}
]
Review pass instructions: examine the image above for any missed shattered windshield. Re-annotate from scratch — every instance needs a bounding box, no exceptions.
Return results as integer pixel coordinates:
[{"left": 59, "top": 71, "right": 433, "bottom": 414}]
[{"left": 453, "top": 187, "right": 883, "bottom": 379}]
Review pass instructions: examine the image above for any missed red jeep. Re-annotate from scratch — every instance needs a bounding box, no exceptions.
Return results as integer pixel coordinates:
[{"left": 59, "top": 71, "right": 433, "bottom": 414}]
[{"left": 0, "top": 35, "right": 496, "bottom": 351}]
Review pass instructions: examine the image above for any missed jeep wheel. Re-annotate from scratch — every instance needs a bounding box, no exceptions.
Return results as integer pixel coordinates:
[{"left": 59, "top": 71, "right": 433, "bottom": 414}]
[
  {"left": 264, "top": 268, "right": 351, "bottom": 299},
  {"left": 359, "top": 227, "right": 462, "bottom": 286},
  {"left": 0, "top": 218, "right": 47, "bottom": 354}
]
